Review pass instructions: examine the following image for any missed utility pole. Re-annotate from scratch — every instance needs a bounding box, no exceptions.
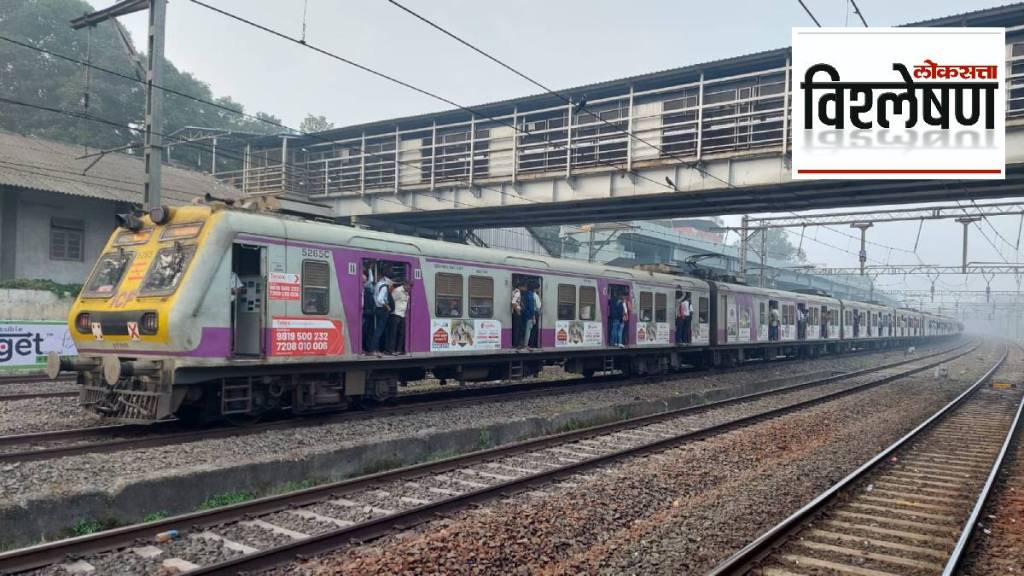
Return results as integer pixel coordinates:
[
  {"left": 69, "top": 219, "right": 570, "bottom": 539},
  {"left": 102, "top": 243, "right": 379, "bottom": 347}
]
[
  {"left": 72, "top": 0, "right": 166, "bottom": 210},
  {"left": 739, "top": 215, "right": 749, "bottom": 281},
  {"left": 955, "top": 217, "right": 981, "bottom": 274},
  {"left": 759, "top": 226, "right": 767, "bottom": 288},
  {"left": 850, "top": 222, "right": 873, "bottom": 275}
]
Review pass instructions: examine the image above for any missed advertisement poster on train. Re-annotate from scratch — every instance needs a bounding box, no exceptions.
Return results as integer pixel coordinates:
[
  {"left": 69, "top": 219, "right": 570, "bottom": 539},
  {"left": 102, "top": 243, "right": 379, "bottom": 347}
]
[
  {"left": 555, "top": 320, "right": 603, "bottom": 347},
  {"left": 635, "top": 321, "right": 669, "bottom": 345},
  {"left": 268, "top": 272, "right": 301, "bottom": 301},
  {"left": 430, "top": 319, "right": 501, "bottom": 352},
  {"left": 737, "top": 304, "right": 752, "bottom": 342},
  {"left": 0, "top": 321, "right": 78, "bottom": 371},
  {"left": 270, "top": 317, "right": 344, "bottom": 356}
]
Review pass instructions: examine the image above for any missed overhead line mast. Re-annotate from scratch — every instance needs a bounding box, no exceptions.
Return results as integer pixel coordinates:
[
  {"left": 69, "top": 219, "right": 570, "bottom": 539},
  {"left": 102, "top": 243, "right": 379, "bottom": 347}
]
[{"left": 71, "top": 0, "right": 166, "bottom": 211}]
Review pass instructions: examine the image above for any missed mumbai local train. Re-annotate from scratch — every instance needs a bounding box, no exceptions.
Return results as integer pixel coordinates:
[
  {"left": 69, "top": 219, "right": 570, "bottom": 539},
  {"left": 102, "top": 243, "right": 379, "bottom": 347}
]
[{"left": 51, "top": 201, "right": 960, "bottom": 423}]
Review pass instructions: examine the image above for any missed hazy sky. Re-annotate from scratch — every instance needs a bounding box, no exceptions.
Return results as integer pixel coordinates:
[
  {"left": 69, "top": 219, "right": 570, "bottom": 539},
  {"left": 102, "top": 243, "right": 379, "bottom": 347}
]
[{"left": 95, "top": 0, "right": 1024, "bottom": 301}]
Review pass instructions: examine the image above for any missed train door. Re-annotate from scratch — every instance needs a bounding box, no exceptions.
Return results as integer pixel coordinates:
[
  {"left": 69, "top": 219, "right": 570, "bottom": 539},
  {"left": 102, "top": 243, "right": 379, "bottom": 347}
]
[
  {"left": 513, "top": 274, "right": 542, "bottom": 348},
  {"left": 606, "top": 283, "right": 630, "bottom": 345},
  {"left": 768, "top": 299, "right": 780, "bottom": 341},
  {"left": 362, "top": 258, "right": 411, "bottom": 354},
  {"left": 232, "top": 243, "right": 266, "bottom": 356},
  {"left": 819, "top": 306, "right": 829, "bottom": 339},
  {"left": 758, "top": 300, "right": 768, "bottom": 341},
  {"left": 695, "top": 293, "right": 710, "bottom": 344}
]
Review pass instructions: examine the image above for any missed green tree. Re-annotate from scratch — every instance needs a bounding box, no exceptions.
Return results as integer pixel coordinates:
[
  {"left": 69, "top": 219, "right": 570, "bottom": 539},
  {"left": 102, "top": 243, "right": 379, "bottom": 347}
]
[
  {"left": 761, "top": 228, "right": 806, "bottom": 262},
  {"left": 0, "top": 0, "right": 284, "bottom": 167},
  {"left": 299, "top": 114, "right": 333, "bottom": 134}
]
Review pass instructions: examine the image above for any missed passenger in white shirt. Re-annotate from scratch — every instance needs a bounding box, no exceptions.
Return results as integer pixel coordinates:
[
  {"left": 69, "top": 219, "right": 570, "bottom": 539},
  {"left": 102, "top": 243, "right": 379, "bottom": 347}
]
[{"left": 387, "top": 281, "right": 409, "bottom": 354}]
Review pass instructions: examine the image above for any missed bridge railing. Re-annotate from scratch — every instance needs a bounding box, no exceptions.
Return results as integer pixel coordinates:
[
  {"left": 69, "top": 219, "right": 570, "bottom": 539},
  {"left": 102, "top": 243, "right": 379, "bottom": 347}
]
[{"left": 218, "top": 40, "right": 1024, "bottom": 200}]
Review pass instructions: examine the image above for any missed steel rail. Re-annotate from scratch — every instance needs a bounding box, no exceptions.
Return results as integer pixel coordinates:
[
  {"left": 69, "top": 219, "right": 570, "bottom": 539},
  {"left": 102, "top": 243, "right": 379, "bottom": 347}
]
[
  {"left": 706, "top": 342, "right": 1010, "bottom": 576},
  {"left": 0, "top": 340, "right": 973, "bottom": 574},
  {"left": 181, "top": 341, "right": 982, "bottom": 575},
  {"left": 0, "top": 341, "right": 963, "bottom": 465},
  {"left": 942, "top": 344, "right": 1024, "bottom": 575},
  {"left": 0, "top": 390, "right": 76, "bottom": 402}
]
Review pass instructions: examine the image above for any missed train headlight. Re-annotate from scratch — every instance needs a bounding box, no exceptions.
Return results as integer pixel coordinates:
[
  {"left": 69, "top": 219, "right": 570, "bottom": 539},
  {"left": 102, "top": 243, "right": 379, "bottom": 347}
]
[
  {"left": 75, "top": 312, "right": 91, "bottom": 334},
  {"left": 149, "top": 205, "right": 173, "bottom": 225},
  {"left": 140, "top": 312, "right": 159, "bottom": 335}
]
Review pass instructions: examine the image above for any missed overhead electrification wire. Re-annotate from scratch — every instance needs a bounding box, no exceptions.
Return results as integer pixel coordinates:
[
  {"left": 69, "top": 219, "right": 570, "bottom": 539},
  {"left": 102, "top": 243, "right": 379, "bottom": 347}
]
[
  {"left": 848, "top": 0, "right": 869, "bottom": 27},
  {"left": 796, "top": 0, "right": 822, "bottom": 26}
]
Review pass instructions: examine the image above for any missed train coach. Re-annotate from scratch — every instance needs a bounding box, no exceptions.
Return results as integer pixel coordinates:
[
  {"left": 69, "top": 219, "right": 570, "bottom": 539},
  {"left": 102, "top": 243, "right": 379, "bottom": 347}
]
[{"left": 51, "top": 201, "right": 959, "bottom": 424}]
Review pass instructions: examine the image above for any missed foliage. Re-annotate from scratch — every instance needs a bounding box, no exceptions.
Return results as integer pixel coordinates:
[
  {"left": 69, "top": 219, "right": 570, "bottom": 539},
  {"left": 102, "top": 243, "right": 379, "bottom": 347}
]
[
  {"left": 299, "top": 114, "right": 334, "bottom": 134},
  {"left": 196, "top": 490, "right": 254, "bottom": 511},
  {"left": 761, "top": 228, "right": 806, "bottom": 263},
  {"left": 70, "top": 518, "right": 106, "bottom": 536},
  {"left": 142, "top": 511, "right": 168, "bottom": 523},
  {"left": 0, "top": 0, "right": 285, "bottom": 171},
  {"left": 0, "top": 278, "right": 81, "bottom": 297}
]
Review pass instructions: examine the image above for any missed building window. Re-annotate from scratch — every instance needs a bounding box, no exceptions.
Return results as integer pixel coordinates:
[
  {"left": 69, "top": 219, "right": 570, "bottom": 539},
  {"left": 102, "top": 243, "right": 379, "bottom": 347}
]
[
  {"left": 557, "top": 283, "right": 576, "bottom": 320},
  {"left": 301, "top": 260, "right": 330, "bottom": 315},
  {"left": 435, "top": 272, "right": 463, "bottom": 317},
  {"left": 468, "top": 275, "right": 493, "bottom": 318},
  {"left": 579, "top": 285, "right": 596, "bottom": 320},
  {"left": 50, "top": 218, "right": 84, "bottom": 261}
]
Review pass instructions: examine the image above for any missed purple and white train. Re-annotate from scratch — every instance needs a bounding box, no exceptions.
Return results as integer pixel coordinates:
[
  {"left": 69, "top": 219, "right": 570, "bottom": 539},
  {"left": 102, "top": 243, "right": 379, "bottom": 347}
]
[{"left": 57, "top": 203, "right": 960, "bottom": 423}]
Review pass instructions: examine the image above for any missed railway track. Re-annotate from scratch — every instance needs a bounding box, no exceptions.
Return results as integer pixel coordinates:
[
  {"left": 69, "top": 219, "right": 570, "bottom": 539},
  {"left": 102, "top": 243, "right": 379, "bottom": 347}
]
[
  {"left": 709, "top": 342, "right": 1022, "bottom": 576},
  {"left": 0, "top": 340, "right": 982, "bottom": 575},
  {"left": 0, "top": 341, "right": 964, "bottom": 465}
]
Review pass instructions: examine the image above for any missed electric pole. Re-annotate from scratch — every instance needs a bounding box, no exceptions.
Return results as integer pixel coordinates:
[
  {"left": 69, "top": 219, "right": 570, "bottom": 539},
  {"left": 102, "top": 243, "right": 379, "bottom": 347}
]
[
  {"left": 850, "top": 222, "right": 873, "bottom": 275},
  {"left": 955, "top": 217, "right": 982, "bottom": 274},
  {"left": 72, "top": 0, "right": 166, "bottom": 210}
]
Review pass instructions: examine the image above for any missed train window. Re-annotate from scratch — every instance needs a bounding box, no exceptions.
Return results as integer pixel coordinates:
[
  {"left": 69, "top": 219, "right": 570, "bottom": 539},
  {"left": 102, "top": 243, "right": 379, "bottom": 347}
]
[
  {"left": 139, "top": 244, "right": 196, "bottom": 296},
  {"left": 557, "top": 283, "right": 576, "bottom": 320},
  {"left": 468, "top": 276, "right": 494, "bottom": 318},
  {"left": 654, "top": 293, "right": 667, "bottom": 322},
  {"left": 579, "top": 286, "right": 596, "bottom": 320},
  {"left": 698, "top": 296, "right": 709, "bottom": 323},
  {"left": 83, "top": 250, "right": 135, "bottom": 297},
  {"left": 759, "top": 302, "right": 766, "bottom": 327},
  {"left": 639, "top": 291, "right": 654, "bottom": 322},
  {"left": 301, "top": 260, "right": 330, "bottom": 315},
  {"left": 435, "top": 273, "right": 463, "bottom": 318}
]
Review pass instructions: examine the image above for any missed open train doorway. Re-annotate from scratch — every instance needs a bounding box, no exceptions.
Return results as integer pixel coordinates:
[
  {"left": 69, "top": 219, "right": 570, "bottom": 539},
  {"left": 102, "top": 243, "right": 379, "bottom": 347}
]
[
  {"left": 607, "top": 283, "right": 630, "bottom": 346},
  {"left": 512, "top": 274, "right": 542, "bottom": 348},
  {"left": 361, "top": 258, "right": 410, "bottom": 355},
  {"left": 232, "top": 243, "right": 266, "bottom": 356}
]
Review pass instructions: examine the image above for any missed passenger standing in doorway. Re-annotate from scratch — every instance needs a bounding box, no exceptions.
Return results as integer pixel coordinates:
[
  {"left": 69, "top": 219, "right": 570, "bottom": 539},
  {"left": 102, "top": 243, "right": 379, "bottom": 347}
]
[
  {"left": 362, "top": 269, "right": 375, "bottom": 354},
  {"left": 387, "top": 280, "right": 409, "bottom": 355},
  {"left": 511, "top": 280, "right": 525, "bottom": 350},
  {"left": 684, "top": 291, "right": 692, "bottom": 340},
  {"left": 797, "top": 306, "right": 806, "bottom": 339},
  {"left": 369, "top": 272, "right": 392, "bottom": 356},
  {"left": 522, "top": 283, "right": 537, "bottom": 349},
  {"left": 769, "top": 304, "right": 781, "bottom": 341},
  {"left": 617, "top": 293, "right": 629, "bottom": 347},
  {"left": 530, "top": 284, "right": 542, "bottom": 348},
  {"left": 675, "top": 291, "right": 684, "bottom": 340}
]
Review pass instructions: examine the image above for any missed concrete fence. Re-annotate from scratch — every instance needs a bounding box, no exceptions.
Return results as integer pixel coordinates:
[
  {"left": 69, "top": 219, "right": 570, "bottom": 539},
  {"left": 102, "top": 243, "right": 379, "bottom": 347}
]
[{"left": 0, "top": 289, "right": 73, "bottom": 322}]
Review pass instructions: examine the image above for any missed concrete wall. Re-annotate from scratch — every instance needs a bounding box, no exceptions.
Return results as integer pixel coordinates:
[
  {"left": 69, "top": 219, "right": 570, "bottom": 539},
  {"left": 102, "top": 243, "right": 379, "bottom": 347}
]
[
  {"left": 0, "top": 288, "right": 73, "bottom": 321},
  {"left": 2, "top": 187, "right": 123, "bottom": 284}
]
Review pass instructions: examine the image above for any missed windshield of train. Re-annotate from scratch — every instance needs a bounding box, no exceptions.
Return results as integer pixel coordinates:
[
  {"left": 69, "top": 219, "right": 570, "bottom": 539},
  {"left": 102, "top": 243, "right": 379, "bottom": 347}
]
[
  {"left": 83, "top": 249, "right": 134, "bottom": 297},
  {"left": 140, "top": 243, "right": 196, "bottom": 295}
]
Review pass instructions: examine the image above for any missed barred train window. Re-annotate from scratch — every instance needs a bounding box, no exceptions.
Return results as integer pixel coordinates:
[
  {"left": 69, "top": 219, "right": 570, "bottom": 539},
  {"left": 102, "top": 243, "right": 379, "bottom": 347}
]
[
  {"left": 468, "top": 276, "right": 493, "bottom": 318},
  {"left": 639, "top": 292, "right": 654, "bottom": 322},
  {"left": 579, "top": 286, "right": 596, "bottom": 320},
  {"left": 301, "top": 260, "right": 330, "bottom": 315},
  {"left": 435, "top": 273, "right": 463, "bottom": 318},
  {"left": 654, "top": 293, "right": 667, "bottom": 323},
  {"left": 50, "top": 218, "right": 84, "bottom": 261},
  {"left": 557, "top": 284, "right": 576, "bottom": 320},
  {"left": 698, "top": 296, "right": 709, "bottom": 324}
]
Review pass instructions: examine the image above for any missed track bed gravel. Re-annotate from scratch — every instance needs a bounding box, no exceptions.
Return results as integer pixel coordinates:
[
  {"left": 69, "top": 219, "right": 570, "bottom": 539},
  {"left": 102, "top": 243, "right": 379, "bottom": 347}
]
[
  {"left": 959, "top": 364, "right": 1024, "bottom": 575},
  {"left": 269, "top": 341, "right": 998, "bottom": 576},
  {"left": 0, "top": 343, "right": 954, "bottom": 506}
]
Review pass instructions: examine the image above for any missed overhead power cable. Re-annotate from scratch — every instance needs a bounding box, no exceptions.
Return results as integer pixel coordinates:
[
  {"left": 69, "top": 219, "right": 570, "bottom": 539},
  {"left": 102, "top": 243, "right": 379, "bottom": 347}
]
[
  {"left": 848, "top": 0, "right": 869, "bottom": 27},
  {"left": 797, "top": 0, "right": 822, "bottom": 26}
]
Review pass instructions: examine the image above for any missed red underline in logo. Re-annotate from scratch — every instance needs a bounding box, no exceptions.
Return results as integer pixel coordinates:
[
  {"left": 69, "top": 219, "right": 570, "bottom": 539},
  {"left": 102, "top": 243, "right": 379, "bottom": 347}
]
[{"left": 797, "top": 168, "right": 1002, "bottom": 174}]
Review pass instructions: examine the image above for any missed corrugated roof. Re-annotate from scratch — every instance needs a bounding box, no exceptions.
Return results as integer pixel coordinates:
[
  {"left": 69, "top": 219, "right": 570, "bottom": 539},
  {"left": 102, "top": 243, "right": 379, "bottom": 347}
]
[{"left": 0, "top": 131, "right": 241, "bottom": 206}]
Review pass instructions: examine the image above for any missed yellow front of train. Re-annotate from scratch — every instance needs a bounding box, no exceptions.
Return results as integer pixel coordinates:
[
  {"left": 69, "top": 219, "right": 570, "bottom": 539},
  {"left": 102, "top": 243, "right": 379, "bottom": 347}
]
[{"left": 55, "top": 204, "right": 220, "bottom": 421}]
